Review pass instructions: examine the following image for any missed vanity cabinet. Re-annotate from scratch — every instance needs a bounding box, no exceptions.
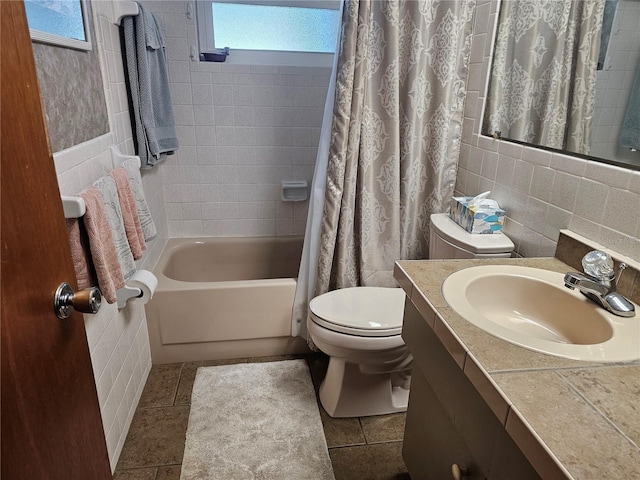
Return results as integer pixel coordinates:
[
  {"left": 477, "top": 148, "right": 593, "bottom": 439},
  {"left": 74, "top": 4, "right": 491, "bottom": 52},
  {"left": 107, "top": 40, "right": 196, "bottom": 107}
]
[{"left": 401, "top": 299, "right": 540, "bottom": 480}]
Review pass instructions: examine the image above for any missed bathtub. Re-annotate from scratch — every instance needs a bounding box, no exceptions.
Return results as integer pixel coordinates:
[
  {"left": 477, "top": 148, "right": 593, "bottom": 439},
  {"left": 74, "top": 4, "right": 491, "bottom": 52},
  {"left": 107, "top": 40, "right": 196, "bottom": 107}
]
[{"left": 145, "top": 236, "right": 310, "bottom": 364}]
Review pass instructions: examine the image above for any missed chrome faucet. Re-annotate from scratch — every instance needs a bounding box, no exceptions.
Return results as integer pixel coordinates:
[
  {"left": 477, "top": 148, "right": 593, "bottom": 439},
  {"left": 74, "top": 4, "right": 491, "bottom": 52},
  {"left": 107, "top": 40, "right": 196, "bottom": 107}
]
[{"left": 564, "top": 251, "right": 635, "bottom": 318}]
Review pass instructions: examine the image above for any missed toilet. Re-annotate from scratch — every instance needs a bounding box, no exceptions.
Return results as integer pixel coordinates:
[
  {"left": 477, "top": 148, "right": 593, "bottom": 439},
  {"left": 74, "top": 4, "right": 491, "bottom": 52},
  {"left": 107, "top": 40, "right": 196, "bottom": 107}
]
[{"left": 308, "top": 213, "right": 515, "bottom": 418}]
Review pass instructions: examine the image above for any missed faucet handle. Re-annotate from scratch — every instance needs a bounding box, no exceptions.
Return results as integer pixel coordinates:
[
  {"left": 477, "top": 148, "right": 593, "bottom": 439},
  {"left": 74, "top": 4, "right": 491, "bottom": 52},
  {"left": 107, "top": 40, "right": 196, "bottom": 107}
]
[
  {"left": 614, "top": 262, "right": 628, "bottom": 287},
  {"left": 582, "top": 250, "right": 615, "bottom": 281}
]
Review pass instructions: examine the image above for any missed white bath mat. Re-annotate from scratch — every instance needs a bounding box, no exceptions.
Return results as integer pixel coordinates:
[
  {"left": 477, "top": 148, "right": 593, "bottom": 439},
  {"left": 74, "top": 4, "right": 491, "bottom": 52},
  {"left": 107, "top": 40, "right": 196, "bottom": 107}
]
[{"left": 180, "top": 360, "right": 335, "bottom": 480}]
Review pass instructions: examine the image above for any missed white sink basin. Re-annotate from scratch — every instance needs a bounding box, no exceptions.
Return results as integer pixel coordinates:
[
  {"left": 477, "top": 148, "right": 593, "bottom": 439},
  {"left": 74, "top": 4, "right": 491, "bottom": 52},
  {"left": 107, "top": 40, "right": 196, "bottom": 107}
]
[{"left": 442, "top": 265, "right": 639, "bottom": 362}]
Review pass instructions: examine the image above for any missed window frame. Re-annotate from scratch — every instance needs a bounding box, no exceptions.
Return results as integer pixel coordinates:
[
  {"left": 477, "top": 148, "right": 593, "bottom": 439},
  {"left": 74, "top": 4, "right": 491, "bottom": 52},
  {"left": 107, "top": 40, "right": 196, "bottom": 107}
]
[
  {"left": 195, "top": 0, "right": 340, "bottom": 67},
  {"left": 26, "top": 0, "right": 92, "bottom": 51}
]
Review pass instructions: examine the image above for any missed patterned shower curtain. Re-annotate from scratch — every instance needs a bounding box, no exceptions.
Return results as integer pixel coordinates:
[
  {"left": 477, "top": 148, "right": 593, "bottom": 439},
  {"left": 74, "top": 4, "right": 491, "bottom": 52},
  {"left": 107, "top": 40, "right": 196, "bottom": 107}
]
[
  {"left": 315, "top": 0, "right": 475, "bottom": 293},
  {"left": 484, "top": 0, "right": 604, "bottom": 154}
]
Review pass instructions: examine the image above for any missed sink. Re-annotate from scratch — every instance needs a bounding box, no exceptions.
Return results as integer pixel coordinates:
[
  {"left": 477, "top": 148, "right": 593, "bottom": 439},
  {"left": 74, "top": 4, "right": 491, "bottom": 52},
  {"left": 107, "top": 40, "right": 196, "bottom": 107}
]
[{"left": 442, "top": 265, "right": 639, "bottom": 362}]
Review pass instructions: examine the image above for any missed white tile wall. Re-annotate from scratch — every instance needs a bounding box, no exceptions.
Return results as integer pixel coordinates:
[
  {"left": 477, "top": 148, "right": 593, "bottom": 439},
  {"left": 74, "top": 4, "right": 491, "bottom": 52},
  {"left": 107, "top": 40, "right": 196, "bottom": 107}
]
[
  {"left": 143, "top": 0, "right": 331, "bottom": 238},
  {"left": 51, "top": 0, "right": 169, "bottom": 471},
  {"left": 456, "top": 0, "right": 640, "bottom": 261},
  {"left": 590, "top": 0, "right": 640, "bottom": 164}
]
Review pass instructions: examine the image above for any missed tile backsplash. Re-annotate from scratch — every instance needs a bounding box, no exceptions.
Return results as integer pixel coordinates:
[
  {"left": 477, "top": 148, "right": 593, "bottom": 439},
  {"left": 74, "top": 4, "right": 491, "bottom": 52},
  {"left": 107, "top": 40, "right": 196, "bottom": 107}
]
[
  {"left": 555, "top": 231, "right": 639, "bottom": 305},
  {"left": 456, "top": 0, "right": 640, "bottom": 262}
]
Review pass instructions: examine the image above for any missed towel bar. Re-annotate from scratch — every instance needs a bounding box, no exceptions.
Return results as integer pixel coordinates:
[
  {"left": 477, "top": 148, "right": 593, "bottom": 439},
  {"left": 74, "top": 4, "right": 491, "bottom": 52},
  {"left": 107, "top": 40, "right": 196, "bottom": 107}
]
[
  {"left": 114, "top": 1, "right": 139, "bottom": 26},
  {"left": 62, "top": 195, "right": 86, "bottom": 219}
]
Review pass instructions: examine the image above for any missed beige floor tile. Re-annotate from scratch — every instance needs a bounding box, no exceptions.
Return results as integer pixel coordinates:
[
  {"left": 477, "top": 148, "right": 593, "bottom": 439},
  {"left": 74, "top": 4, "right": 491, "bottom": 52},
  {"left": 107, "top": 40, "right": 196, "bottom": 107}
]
[
  {"left": 156, "top": 465, "right": 182, "bottom": 480},
  {"left": 174, "top": 362, "right": 200, "bottom": 405},
  {"left": 137, "top": 364, "right": 183, "bottom": 408},
  {"left": 112, "top": 467, "right": 157, "bottom": 480},
  {"left": 360, "top": 413, "right": 406, "bottom": 443},
  {"left": 329, "top": 442, "right": 410, "bottom": 480},
  {"left": 117, "top": 406, "right": 190, "bottom": 469},
  {"left": 320, "top": 409, "right": 366, "bottom": 448}
]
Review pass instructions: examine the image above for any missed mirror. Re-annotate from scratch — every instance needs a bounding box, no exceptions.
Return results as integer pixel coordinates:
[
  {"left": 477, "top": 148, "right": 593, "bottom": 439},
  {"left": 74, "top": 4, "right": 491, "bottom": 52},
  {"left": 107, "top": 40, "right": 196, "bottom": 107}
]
[{"left": 482, "top": 0, "right": 640, "bottom": 171}]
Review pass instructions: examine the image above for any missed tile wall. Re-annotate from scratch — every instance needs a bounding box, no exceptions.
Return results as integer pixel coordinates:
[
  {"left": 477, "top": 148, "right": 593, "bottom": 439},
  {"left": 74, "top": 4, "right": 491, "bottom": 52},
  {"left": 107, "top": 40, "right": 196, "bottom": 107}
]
[
  {"left": 142, "top": 0, "right": 331, "bottom": 238},
  {"left": 456, "top": 0, "right": 640, "bottom": 261},
  {"left": 51, "top": 1, "right": 169, "bottom": 470}
]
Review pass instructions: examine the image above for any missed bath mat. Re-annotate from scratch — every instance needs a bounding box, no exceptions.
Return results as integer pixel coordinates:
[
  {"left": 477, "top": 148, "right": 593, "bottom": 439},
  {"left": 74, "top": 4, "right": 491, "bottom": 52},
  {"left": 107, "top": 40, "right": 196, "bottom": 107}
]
[{"left": 180, "top": 360, "right": 335, "bottom": 480}]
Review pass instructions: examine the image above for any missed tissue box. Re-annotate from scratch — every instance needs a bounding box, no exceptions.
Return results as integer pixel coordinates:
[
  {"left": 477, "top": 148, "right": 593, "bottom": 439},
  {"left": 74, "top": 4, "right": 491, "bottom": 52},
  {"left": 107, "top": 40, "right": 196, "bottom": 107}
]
[{"left": 449, "top": 196, "right": 506, "bottom": 234}]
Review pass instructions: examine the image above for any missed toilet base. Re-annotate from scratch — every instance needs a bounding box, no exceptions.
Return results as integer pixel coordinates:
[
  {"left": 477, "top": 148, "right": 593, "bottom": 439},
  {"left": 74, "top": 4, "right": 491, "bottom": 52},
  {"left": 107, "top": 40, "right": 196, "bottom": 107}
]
[{"left": 319, "top": 358, "right": 410, "bottom": 418}]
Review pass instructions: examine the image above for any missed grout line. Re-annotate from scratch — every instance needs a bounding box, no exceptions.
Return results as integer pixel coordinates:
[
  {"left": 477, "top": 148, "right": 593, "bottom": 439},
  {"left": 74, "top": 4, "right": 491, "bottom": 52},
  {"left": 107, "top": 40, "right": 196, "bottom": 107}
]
[
  {"left": 172, "top": 362, "right": 186, "bottom": 407},
  {"left": 487, "top": 362, "right": 634, "bottom": 375},
  {"left": 554, "top": 371, "right": 639, "bottom": 450},
  {"left": 357, "top": 417, "right": 368, "bottom": 444},
  {"left": 328, "top": 440, "right": 404, "bottom": 450}
]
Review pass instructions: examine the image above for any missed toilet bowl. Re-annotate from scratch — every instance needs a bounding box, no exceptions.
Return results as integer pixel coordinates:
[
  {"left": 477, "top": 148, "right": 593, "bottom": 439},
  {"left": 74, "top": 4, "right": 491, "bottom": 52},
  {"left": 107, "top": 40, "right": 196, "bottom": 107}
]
[
  {"left": 308, "top": 287, "right": 410, "bottom": 418},
  {"left": 308, "top": 213, "right": 515, "bottom": 418}
]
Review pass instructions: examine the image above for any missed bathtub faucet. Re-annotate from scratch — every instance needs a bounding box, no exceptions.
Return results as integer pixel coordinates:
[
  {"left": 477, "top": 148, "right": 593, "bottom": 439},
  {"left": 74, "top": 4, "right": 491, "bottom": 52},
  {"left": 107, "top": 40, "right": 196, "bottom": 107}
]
[{"left": 563, "top": 250, "right": 635, "bottom": 318}]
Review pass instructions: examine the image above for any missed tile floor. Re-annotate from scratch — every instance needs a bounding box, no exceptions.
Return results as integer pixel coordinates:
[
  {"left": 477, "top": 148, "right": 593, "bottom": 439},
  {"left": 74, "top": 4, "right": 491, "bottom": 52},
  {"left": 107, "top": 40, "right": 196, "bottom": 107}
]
[{"left": 113, "top": 353, "right": 411, "bottom": 480}]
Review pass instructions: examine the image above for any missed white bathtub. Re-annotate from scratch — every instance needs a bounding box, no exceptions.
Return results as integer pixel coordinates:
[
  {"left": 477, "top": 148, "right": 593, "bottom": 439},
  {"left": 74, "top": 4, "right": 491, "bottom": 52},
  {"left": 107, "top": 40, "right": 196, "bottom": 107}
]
[{"left": 145, "top": 236, "right": 309, "bottom": 364}]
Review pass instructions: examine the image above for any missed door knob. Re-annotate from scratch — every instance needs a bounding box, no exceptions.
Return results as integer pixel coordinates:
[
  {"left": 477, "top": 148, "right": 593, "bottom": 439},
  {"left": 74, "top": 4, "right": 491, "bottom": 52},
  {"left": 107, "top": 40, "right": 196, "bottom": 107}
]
[{"left": 54, "top": 283, "right": 101, "bottom": 319}]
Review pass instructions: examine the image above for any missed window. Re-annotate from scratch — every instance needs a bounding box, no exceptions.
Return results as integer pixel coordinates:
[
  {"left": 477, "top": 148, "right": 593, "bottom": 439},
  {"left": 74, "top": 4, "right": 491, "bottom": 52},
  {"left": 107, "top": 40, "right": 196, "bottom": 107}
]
[
  {"left": 196, "top": 0, "right": 341, "bottom": 67},
  {"left": 25, "top": 0, "right": 92, "bottom": 51}
]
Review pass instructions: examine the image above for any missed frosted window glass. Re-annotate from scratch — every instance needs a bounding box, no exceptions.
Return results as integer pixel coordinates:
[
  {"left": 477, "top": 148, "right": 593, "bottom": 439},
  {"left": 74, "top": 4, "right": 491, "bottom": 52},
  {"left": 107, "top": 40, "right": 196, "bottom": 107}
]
[
  {"left": 211, "top": 3, "right": 339, "bottom": 53},
  {"left": 25, "top": 0, "right": 86, "bottom": 42}
]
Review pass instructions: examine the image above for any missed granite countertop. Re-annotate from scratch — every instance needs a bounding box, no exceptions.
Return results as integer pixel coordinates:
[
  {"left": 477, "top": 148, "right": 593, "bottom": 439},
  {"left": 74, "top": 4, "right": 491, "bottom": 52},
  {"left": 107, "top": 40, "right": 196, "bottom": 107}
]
[{"left": 394, "top": 256, "right": 640, "bottom": 480}]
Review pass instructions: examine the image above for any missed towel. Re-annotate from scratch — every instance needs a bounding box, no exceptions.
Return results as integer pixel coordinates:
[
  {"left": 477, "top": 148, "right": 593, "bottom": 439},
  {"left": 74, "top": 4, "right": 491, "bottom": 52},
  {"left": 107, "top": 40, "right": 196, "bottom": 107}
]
[
  {"left": 121, "top": 156, "right": 157, "bottom": 241},
  {"left": 66, "top": 218, "right": 97, "bottom": 290},
  {"left": 620, "top": 60, "right": 640, "bottom": 150},
  {"left": 93, "top": 176, "right": 137, "bottom": 281},
  {"left": 80, "top": 187, "right": 125, "bottom": 303},
  {"left": 122, "top": 2, "right": 179, "bottom": 167},
  {"left": 111, "top": 167, "right": 146, "bottom": 260}
]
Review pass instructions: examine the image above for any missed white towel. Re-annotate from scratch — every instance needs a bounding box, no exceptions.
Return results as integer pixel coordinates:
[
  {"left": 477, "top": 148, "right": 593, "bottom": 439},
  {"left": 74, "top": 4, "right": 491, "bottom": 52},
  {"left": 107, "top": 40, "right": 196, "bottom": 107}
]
[
  {"left": 93, "top": 176, "right": 137, "bottom": 281},
  {"left": 121, "top": 156, "right": 158, "bottom": 241}
]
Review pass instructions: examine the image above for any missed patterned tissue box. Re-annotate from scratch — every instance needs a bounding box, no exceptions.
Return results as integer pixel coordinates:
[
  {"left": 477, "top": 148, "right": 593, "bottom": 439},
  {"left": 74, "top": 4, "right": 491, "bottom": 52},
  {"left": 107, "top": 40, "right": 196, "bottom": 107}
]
[{"left": 449, "top": 196, "right": 506, "bottom": 234}]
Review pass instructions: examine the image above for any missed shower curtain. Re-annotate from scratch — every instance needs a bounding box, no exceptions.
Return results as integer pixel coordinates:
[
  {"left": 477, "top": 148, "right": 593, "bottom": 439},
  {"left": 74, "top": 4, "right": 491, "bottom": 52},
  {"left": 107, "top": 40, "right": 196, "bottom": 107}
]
[
  {"left": 292, "top": 0, "right": 475, "bottom": 339},
  {"left": 620, "top": 58, "right": 640, "bottom": 151},
  {"left": 484, "top": 0, "right": 605, "bottom": 154}
]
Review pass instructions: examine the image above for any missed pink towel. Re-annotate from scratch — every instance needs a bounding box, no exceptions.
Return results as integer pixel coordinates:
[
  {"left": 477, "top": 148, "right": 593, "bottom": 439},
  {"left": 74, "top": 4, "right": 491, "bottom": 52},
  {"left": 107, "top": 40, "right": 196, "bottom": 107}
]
[
  {"left": 66, "top": 218, "right": 97, "bottom": 290},
  {"left": 81, "top": 186, "right": 125, "bottom": 303},
  {"left": 111, "top": 167, "right": 146, "bottom": 260}
]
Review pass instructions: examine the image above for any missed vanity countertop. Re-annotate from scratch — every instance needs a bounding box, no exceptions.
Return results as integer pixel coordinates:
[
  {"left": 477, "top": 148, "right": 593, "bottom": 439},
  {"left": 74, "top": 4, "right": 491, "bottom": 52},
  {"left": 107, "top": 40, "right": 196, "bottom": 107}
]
[{"left": 394, "top": 256, "right": 640, "bottom": 480}]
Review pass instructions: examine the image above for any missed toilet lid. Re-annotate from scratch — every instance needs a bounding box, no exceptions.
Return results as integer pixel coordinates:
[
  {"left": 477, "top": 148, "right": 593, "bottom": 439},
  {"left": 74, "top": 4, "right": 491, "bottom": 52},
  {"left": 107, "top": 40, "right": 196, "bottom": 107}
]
[
  {"left": 430, "top": 213, "right": 514, "bottom": 254},
  {"left": 309, "top": 287, "right": 406, "bottom": 337}
]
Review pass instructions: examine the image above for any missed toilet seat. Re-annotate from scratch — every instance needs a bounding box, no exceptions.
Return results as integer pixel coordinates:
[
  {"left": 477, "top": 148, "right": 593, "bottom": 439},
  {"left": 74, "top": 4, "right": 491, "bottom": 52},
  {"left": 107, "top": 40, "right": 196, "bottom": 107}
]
[{"left": 309, "top": 287, "right": 405, "bottom": 337}]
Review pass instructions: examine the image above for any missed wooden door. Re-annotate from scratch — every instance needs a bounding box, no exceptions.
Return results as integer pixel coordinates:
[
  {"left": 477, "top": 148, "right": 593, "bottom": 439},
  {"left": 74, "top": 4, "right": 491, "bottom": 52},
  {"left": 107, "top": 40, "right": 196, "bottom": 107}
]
[{"left": 1, "top": 1, "right": 112, "bottom": 478}]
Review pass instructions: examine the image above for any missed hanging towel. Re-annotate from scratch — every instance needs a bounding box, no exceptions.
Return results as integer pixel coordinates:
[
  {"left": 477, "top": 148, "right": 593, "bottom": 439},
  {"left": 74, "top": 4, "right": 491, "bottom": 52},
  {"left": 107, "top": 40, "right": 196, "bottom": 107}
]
[
  {"left": 66, "top": 218, "right": 97, "bottom": 291},
  {"left": 121, "top": 156, "right": 157, "bottom": 241},
  {"left": 620, "top": 60, "right": 640, "bottom": 150},
  {"left": 122, "top": 2, "right": 179, "bottom": 167},
  {"left": 111, "top": 167, "right": 146, "bottom": 260},
  {"left": 93, "top": 176, "right": 137, "bottom": 281},
  {"left": 80, "top": 187, "right": 125, "bottom": 303}
]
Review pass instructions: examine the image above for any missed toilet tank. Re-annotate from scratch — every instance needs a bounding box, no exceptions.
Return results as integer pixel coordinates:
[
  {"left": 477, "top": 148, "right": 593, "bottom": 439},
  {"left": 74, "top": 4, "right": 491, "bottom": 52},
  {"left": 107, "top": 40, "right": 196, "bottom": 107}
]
[{"left": 429, "top": 213, "right": 514, "bottom": 259}]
